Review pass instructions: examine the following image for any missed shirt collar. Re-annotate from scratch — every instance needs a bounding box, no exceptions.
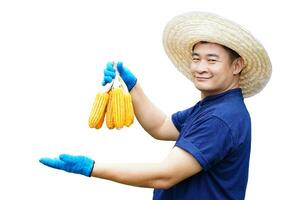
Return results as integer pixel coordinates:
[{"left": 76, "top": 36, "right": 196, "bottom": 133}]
[{"left": 199, "top": 88, "right": 243, "bottom": 106}]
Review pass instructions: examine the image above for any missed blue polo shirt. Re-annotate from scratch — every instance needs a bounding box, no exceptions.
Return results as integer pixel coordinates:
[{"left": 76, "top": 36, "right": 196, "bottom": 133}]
[{"left": 153, "top": 88, "right": 251, "bottom": 200}]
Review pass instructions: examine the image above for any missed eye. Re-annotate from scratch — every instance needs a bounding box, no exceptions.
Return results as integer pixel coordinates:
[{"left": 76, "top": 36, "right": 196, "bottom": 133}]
[
  {"left": 208, "top": 59, "right": 217, "bottom": 64},
  {"left": 192, "top": 57, "right": 200, "bottom": 62}
]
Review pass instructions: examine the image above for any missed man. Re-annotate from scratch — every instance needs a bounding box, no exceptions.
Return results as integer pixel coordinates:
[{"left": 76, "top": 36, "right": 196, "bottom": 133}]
[{"left": 40, "top": 12, "right": 272, "bottom": 199}]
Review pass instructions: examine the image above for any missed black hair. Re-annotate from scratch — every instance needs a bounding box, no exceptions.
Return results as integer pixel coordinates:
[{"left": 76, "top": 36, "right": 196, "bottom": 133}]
[{"left": 192, "top": 41, "right": 241, "bottom": 64}]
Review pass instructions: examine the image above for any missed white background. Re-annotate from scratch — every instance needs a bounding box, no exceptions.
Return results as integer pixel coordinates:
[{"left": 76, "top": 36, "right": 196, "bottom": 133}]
[{"left": 0, "top": 0, "right": 299, "bottom": 199}]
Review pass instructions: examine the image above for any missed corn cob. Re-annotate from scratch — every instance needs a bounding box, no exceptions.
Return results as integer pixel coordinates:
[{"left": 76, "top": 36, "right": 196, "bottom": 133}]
[
  {"left": 95, "top": 112, "right": 105, "bottom": 129},
  {"left": 88, "top": 92, "right": 109, "bottom": 128},
  {"left": 124, "top": 92, "right": 134, "bottom": 127},
  {"left": 111, "top": 87, "right": 125, "bottom": 129},
  {"left": 105, "top": 91, "right": 115, "bottom": 129}
]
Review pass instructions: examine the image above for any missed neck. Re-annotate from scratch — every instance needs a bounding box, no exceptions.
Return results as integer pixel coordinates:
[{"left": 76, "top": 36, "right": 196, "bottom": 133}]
[{"left": 200, "top": 82, "right": 240, "bottom": 100}]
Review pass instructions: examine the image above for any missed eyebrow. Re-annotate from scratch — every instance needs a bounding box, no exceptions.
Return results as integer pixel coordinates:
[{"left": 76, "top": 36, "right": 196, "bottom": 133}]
[
  {"left": 192, "top": 52, "right": 200, "bottom": 57},
  {"left": 207, "top": 54, "right": 219, "bottom": 58},
  {"left": 191, "top": 52, "right": 220, "bottom": 58}
]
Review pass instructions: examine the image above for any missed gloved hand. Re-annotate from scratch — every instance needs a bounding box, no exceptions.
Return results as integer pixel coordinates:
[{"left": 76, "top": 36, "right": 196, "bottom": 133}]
[
  {"left": 39, "top": 154, "right": 95, "bottom": 177},
  {"left": 102, "top": 62, "right": 137, "bottom": 91}
]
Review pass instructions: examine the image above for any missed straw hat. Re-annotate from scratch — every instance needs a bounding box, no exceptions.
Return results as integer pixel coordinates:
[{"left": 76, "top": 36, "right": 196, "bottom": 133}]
[{"left": 163, "top": 11, "right": 272, "bottom": 98}]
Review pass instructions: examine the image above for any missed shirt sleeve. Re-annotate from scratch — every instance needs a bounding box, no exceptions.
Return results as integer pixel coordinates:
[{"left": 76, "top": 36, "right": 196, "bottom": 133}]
[
  {"left": 171, "top": 106, "right": 195, "bottom": 132},
  {"left": 175, "top": 116, "right": 234, "bottom": 171}
]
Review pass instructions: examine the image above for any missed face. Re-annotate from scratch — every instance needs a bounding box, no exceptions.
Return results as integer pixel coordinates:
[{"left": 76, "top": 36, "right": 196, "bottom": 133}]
[{"left": 190, "top": 42, "right": 243, "bottom": 98}]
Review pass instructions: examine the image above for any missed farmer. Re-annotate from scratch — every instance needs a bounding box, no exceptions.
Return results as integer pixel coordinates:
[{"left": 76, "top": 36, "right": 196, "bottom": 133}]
[{"left": 40, "top": 12, "right": 272, "bottom": 200}]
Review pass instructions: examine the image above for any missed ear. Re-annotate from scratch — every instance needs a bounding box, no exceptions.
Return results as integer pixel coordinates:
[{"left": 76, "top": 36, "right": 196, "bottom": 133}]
[{"left": 232, "top": 57, "right": 244, "bottom": 75}]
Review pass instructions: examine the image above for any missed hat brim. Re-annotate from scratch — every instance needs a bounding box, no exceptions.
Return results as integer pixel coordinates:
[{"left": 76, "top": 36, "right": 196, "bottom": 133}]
[{"left": 163, "top": 12, "right": 272, "bottom": 98}]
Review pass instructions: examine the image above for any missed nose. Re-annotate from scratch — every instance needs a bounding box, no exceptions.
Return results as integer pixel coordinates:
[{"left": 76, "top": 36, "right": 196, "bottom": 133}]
[{"left": 191, "top": 61, "right": 208, "bottom": 73}]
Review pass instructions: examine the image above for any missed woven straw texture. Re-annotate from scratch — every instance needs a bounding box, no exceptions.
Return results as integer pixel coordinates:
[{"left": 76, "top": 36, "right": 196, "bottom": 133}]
[{"left": 163, "top": 12, "right": 272, "bottom": 98}]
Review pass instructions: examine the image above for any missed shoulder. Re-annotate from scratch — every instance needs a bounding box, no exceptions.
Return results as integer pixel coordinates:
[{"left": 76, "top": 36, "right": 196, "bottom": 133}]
[
  {"left": 209, "top": 99, "right": 251, "bottom": 146},
  {"left": 171, "top": 101, "right": 201, "bottom": 132},
  {"left": 172, "top": 101, "right": 200, "bottom": 122},
  {"left": 210, "top": 98, "right": 250, "bottom": 125}
]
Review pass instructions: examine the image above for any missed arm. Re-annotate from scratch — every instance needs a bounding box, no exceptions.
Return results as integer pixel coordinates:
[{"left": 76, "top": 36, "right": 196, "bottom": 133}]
[
  {"left": 91, "top": 147, "right": 202, "bottom": 189},
  {"left": 40, "top": 147, "right": 202, "bottom": 189},
  {"left": 130, "top": 83, "right": 179, "bottom": 141}
]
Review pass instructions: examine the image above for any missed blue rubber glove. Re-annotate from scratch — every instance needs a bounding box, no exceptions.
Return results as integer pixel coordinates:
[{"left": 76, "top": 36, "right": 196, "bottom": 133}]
[
  {"left": 101, "top": 62, "right": 116, "bottom": 86},
  {"left": 102, "top": 61, "right": 137, "bottom": 91},
  {"left": 39, "top": 154, "right": 95, "bottom": 177}
]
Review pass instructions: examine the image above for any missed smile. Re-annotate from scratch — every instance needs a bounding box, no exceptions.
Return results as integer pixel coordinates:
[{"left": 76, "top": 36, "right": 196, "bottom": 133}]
[{"left": 195, "top": 76, "right": 211, "bottom": 81}]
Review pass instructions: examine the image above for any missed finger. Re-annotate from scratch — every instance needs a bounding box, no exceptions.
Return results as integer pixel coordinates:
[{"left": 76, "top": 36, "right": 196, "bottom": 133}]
[
  {"left": 104, "top": 69, "right": 116, "bottom": 77},
  {"left": 59, "top": 154, "right": 77, "bottom": 164},
  {"left": 39, "top": 158, "right": 65, "bottom": 170},
  {"left": 117, "top": 62, "right": 124, "bottom": 73},
  {"left": 103, "top": 76, "right": 113, "bottom": 84},
  {"left": 102, "top": 79, "right": 109, "bottom": 86},
  {"left": 106, "top": 62, "right": 115, "bottom": 72}
]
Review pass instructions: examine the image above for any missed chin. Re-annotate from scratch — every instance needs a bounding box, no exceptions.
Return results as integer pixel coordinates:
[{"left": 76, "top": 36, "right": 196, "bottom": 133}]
[
  {"left": 194, "top": 81, "right": 211, "bottom": 91},
  {"left": 193, "top": 81, "right": 219, "bottom": 95}
]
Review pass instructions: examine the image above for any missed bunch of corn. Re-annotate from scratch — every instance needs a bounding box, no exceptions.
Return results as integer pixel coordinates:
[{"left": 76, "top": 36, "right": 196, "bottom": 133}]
[{"left": 88, "top": 63, "right": 134, "bottom": 129}]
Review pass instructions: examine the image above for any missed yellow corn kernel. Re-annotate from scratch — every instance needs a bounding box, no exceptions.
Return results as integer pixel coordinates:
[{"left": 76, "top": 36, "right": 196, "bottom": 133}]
[
  {"left": 112, "top": 88, "right": 125, "bottom": 129},
  {"left": 95, "top": 110, "right": 105, "bottom": 129},
  {"left": 124, "top": 92, "right": 134, "bottom": 127},
  {"left": 88, "top": 92, "right": 109, "bottom": 128},
  {"left": 105, "top": 91, "right": 115, "bottom": 129}
]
